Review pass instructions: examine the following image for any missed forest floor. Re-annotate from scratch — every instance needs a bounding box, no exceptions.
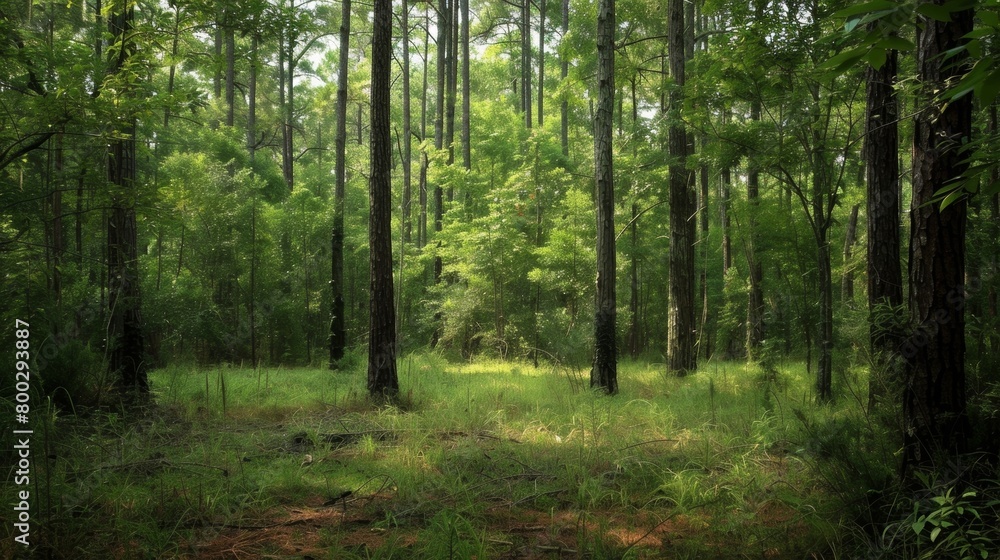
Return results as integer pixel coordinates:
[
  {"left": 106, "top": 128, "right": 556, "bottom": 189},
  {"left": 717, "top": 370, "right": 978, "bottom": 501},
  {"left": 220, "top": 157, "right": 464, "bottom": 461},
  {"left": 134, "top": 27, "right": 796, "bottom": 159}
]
[{"left": 3, "top": 354, "right": 876, "bottom": 559}]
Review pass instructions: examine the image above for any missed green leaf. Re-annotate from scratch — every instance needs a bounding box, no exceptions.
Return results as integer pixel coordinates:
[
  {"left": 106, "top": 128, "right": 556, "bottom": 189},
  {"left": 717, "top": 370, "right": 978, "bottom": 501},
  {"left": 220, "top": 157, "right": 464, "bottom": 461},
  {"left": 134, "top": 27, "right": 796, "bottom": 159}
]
[
  {"left": 976, "top": 70, "right": 1000, "bottom": 107},
  {"left": 834, "top": 0, "right": 898, "bottom": 19},
  {"left": 877, "top": 36, "right": 915, "bottom": 50},
  {"left": 930, "top": 526, "right": 942, "bottom": 542},
  {"left": 865, "top": 48, "right": 888, "bottom": 69},
  {"left": 981, "top": 11, "right": 1000, "bottom": 26},
  {"left": 918, "top": 3, "right": 954, "bottom": 21},
  {"left": 912, "top": 518, "right": 926, "bottom": 535},
  {"left": 819, "top": 46, "right": 870, "bottom": 72},
  {"left": 940, "top": 188, "right": 966, "bottom": 210}
]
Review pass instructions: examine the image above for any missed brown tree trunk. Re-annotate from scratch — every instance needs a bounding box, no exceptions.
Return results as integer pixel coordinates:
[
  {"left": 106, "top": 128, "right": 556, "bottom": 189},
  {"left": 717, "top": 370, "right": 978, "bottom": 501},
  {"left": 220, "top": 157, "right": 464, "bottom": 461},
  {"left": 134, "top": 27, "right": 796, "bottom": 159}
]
[
  {"left": 368, "top": 0, "right": 399, "bottom": 399},
  {"left": 461, "top": 0, "right": 471, "bottom": 172},
  {"left": 560, "top": 0, "right": 569, "bottom": 157},
  {"left": 330, "top": 0, "right": 351, "bottom": 367},
  {"left": 403, "top": 0, "right": 413, "bottom": 243},
  {"left": 537, "top": 0, "right": 545, "bottom": 127},
  {"left": 746, "top": 99, "right": 765, "bottom": 358},
  {"left": 902, "top": 2, "right": 972, "bottom": 473},
  {"left": 667, "top": 0, "right": 696, "bottom": 375},
  {"left": 592, "top": 0, "right": 617, "bottom": 394},
  {"left": 106, "top": 1, "right": 148, "bottom": 394},
  {"left": 865, "top": 39, "right": 904, "bottom": 409},
  {"left": 522, "top": 0, "right": 532, "bottom": 128},
  {"left": 842, "top": 203, "right": 859, "bottom": 302}
]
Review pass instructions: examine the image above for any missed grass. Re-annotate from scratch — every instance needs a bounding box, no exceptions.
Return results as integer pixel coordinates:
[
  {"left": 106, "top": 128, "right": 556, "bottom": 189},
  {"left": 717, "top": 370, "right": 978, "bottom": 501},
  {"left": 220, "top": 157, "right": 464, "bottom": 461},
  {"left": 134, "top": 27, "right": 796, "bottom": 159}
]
[{"left": 2, "top": 354, "right": 887, "bottom": 559}]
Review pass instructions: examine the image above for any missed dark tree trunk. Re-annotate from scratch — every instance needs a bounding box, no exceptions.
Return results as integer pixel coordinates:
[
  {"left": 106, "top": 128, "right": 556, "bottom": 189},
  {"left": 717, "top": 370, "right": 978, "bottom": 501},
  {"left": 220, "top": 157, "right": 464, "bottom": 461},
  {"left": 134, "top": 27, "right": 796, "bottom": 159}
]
[
  {"left": 667, "top": 0, "right": 696, "bottom": 375},
  {"left": 591, "top": 0, "right": 617, "bottom": 394},
  {"left": 461, "top": 0, "right": 471, "bottom": 171},
  {"left": 865, "top": 41, "right": 903, "bottom": 409},
  {"left": 522, "top": 0, "right": 532, "bottom": 128},
  {"left": 368, "top": 0, "right": 399, "bottom": 399},
  {"left": 902, "top": 2, "right": 972, "bottom": 473},
  {"left": 403, "top": 0, "right": 413, "bottom": 243},
  {"left": 106, "top": 1, "right": 148, "bottom": 394},
  {"left": 560, "top": 0, "right": 569, "bottom": 157},
  {"left": 330, "top": 0, "right": 351, "bottom": 368},
  {"left": 225, "top": 11, "right": 235, "bottom": 127},
  {"left": 698, "top": 137, "right": 710, "bottom": 360},
  {"left": 842, "top": 203, "right": 859, "bottom": 302},
  {"left": 419, "top": 12, "right": 430, "bottom": 248},
  {"left": 538, "top": 0, "right": 545, "bottom": 127},
  {"left": 628, "top": 203, "right": 641, "bottom": 358},
  {"left": 747, "top": 99, "right": 765, "bottom": 359}
]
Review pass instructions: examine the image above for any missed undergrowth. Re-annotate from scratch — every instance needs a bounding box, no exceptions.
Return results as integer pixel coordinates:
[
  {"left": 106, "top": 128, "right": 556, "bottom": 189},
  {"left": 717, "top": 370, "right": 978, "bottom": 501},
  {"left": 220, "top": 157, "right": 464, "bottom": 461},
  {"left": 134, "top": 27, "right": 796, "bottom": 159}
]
[{"left": 3, "top": 353, "right": 991, "bottom": 558}]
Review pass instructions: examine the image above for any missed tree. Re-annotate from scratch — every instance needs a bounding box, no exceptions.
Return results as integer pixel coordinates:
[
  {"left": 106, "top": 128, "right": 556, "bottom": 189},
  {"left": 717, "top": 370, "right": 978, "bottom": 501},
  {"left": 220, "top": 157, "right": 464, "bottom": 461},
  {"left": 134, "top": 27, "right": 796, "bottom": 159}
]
[
  {"left": 592, "top": 0, "right": 617, "bottom": 394},
  {"left": 106, "top": 0, "right": 149, "bottom": 394},
  {"left": 902, "top": 0, "right": 973, "bottom": 472},
  {"left": 368, "top": 0, "right": 399, "bottom": 399},
  {"left": 667, "top": 0, "right": 696, "bottom": 375},
  {"left": 330, "top": 0, "right": 351, "bottom": 368},
  {"left": 864, "top": 31, "right": 903, "bottom": 407}
]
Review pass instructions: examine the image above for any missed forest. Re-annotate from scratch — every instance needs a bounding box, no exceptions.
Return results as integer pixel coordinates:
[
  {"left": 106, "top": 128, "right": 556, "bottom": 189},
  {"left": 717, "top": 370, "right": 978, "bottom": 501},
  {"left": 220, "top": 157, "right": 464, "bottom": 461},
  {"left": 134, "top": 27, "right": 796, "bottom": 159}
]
[{"left": 2, "top": 0, "right": 1000, "bottom": 557}]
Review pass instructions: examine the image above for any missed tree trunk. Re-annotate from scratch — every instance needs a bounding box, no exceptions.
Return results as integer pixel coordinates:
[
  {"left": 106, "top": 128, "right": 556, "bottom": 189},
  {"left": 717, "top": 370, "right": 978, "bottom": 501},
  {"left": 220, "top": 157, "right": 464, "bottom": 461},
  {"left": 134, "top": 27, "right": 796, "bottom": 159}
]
[
  {"left": 461, "top": 0, "right": 471, "bottom": 171},
  {"left": 403, "top": 0, "right": 413, "bottom": 243},
  {"left": 225, "top": 11, "right": 235, "bottom": 127},
  {"left": 592, "top": 0, "right": 617, "bottom": 394},
  {"left": 667, "top": 0, "right": 696, "bottom": 375},
  {"left": 698, "top": 137, "right": 710, "bottom": 360},
  {"left": 368, "top": 0, "right": 399, "bottom": 399},
  {"left": 902, "top": 2, "right": 972, "bottom": 473},
  {"left": 522, "top": 0, "right": 532, "bottom": 128},
  {"left": 628, "top": 203, "right": 641, "bottom": 358},
  {"left": 106, "top": 1, "right": 148, "bottom": 394},
  {"left": 746, "top": 99, "right": 765, "bottom": 358},
  {"left": 330, "top": 0, "right": 351, "bottom": 368},
  {"left": 865, "top": 40, "right": 903, "bottom": 409},
  {"left": 842, "top": 203, "right": 859, "bottom": 302},
  {"left": 537, "top": 0, "right": 545, "bottom": 127},
  {"left": 560, "top": 0, "right": 569, "bottom": 157}
]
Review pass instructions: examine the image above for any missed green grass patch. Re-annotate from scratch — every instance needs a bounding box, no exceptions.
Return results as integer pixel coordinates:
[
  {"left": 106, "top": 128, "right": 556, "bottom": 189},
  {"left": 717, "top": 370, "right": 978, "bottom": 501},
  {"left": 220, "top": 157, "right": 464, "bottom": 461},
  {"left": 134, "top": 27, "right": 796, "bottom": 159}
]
[{"left": 2, "top": 354, "right": 942, "bottom": 559}]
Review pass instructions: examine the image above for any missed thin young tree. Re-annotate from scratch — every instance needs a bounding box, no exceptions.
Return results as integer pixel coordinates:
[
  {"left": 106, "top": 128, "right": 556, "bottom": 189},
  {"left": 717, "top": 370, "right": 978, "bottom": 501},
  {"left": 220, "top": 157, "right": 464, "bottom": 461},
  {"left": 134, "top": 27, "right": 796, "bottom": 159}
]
[
  {"left": 368, "top": 0, "right": 399, "bottom": 399},
  {"left": 592, "top": 0, "right": 617, "bottom": 394}
]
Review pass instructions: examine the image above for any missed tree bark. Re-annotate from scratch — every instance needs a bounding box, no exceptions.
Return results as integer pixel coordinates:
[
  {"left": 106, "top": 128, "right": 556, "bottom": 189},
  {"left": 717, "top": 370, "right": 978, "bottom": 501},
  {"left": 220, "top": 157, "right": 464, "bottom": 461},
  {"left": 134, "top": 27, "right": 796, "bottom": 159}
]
[
  {"left": 330, "top": 0, "right": 351, "bottom": 367},
  {"left": 522, "top": 0, "right": 532, "bottom": 128},
  {"left": 667, "top": 0, "right": 696, "bottom": 375},
  {"left": 746, "top": 99, "right": 765, "bottom": 358},
  {"left": 902, "top": 2, "right": 972, "bottom": 473},
  {"left": 538, "top": 0, "right": 545, "bottom": 128},
  {"left": 403, "top": 0, "right": 413, "bottom": 243},
  {"left": 368, "top": 0, "right": 399, "bottom": 399},
  {"left": 560, "top": 0, "right": 569, "bottom": 157},
  {"left": 106, "top": 0, "right": 148, "bottom": 394},
  {"left": 865, "top": 40, "right": 903, "bottom": 388},
  {"left": 842, "top": 203, "right": 859, "bottom": 302},
  {"left": 461, "top": 0, "right": 471, "bottom": 171},
  {"left": 592, "top": 0, "right": 617, "bottom": 394}
]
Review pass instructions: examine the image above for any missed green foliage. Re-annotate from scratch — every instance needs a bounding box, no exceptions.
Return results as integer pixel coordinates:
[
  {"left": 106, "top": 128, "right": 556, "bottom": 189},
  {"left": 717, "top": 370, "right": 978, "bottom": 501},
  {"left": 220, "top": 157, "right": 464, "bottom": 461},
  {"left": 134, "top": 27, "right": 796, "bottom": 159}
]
[{"left": 880, "top": 472, "right": 1000, "bottom": 560}]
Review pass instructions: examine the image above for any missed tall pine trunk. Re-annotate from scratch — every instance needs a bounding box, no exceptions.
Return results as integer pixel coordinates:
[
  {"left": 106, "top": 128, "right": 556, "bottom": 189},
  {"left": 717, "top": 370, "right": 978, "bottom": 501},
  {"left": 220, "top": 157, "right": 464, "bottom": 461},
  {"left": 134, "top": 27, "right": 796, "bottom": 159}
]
[
  {"left": 667, "top": 0, "right": 696, "bottom": 375},
  {"left": 368, "top": 0, "right": 399, "bottom": 399},
  {"left": 106, "top": 0, "right": 148, "bottom": 394},
  {"left": 902, "top": 2, "right": 972, "bottom": 473},
  {"left": 865, "top": 41, "right": 903, "bottom": 408},
  {"left": 592, "top": 0, "right": 617, "bottom": 394},
  {"left": 330, "top": 0, "right": 351, "bottom": 367}
]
